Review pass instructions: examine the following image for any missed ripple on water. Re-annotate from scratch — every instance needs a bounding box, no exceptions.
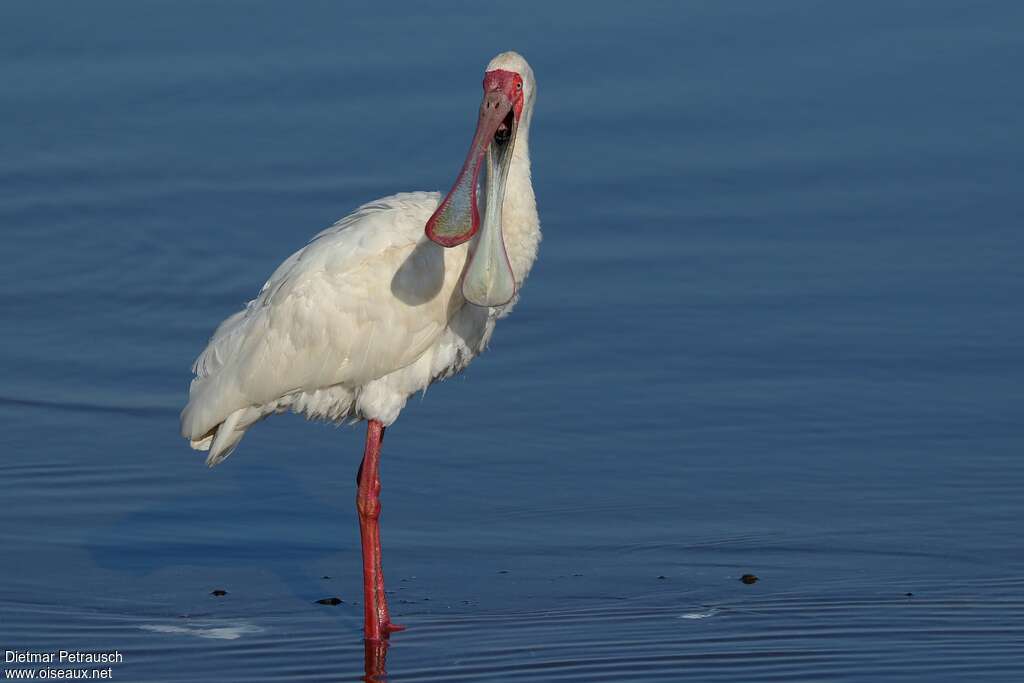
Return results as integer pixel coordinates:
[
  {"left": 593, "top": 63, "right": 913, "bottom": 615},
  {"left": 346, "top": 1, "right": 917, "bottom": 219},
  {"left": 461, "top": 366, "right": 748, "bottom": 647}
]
[{"left": 3, "top": 579, "right": 1022, "bottom": 682}]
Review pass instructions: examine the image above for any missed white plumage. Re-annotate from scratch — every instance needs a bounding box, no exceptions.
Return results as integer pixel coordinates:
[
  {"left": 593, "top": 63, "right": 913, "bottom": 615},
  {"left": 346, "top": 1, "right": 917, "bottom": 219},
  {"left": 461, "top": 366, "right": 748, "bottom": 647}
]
[{"left": 180, "top": 52, "right": 539, "bottom": 466}]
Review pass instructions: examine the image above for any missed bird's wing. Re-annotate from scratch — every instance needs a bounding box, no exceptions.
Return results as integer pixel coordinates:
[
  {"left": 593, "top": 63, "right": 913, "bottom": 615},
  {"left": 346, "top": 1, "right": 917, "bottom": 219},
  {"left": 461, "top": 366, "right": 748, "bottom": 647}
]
[{"left": 181, "top": 191, "right": 466, "bottom": 441}]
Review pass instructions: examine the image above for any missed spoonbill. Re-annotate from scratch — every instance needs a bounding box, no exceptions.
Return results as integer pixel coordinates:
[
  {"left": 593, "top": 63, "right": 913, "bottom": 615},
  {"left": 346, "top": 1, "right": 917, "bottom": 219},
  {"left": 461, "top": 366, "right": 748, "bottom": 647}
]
[{"left": 180, "top": 51, "right": 540, "bottom": 642}]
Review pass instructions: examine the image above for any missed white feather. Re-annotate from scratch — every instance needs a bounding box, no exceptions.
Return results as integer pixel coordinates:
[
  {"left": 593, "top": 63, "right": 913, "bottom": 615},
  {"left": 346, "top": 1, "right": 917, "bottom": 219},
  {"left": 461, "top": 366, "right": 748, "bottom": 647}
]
[{"left": 180, "top": 53, "right": 540, "bottom": 466}]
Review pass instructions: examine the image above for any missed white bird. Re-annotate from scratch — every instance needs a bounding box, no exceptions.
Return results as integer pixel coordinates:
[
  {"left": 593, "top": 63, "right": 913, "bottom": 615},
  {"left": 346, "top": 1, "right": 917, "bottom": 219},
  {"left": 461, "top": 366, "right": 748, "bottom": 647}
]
[{"left": 180, "top": 51, "right": 540, "bottom": 642}]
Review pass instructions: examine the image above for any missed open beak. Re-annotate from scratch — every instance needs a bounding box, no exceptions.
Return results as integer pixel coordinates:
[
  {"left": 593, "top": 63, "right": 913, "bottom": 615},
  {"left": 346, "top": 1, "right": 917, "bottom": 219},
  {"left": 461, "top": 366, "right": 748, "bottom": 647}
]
[{"left": 426, "top": 72, "right": 521, "bottom": 307}]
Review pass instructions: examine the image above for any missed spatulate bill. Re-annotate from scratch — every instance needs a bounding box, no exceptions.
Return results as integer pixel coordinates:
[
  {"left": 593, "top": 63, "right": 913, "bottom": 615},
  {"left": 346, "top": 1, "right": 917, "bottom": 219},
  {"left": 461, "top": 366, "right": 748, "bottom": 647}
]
[
  {"left": 462, "top": 120, "right": 517, "bottom": 307},
  {"left": 426, "top": 91, "right": 513, "bottom": 247},
  {"left": 424, "top": 145, "right": 483, "bottom": 247}
]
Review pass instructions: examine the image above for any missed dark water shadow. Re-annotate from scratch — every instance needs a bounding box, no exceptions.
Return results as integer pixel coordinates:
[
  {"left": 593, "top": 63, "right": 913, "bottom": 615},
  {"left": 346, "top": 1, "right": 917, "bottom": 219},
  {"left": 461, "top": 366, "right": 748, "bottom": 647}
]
[{"left": 82, "top": 463, "right": 357, "bottom": 611}]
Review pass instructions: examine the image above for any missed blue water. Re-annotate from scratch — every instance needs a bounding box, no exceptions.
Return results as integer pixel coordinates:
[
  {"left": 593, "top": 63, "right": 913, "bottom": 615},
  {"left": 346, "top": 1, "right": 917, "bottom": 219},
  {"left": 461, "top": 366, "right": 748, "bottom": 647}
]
[{"left": 2, "top": 1, "right": 1023, "bottom": 681}]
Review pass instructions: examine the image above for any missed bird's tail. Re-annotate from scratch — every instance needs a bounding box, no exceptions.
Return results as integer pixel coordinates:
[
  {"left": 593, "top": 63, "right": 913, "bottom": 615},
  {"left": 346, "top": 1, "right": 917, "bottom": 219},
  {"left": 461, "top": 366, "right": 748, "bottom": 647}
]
[{"left": 187, "top": 408, "right": 248, "bottom": 467}]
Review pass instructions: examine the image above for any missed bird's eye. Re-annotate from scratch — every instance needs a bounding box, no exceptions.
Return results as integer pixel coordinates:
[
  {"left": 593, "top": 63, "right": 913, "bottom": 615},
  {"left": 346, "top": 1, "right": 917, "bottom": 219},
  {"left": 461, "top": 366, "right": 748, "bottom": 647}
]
[{"left": 516, "top": 82, "right": 522, "bottom": 91}]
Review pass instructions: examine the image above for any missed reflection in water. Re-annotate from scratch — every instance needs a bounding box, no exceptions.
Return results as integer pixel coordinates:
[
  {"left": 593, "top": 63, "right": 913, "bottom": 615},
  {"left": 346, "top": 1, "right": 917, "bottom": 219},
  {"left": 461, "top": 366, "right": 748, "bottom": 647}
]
[
  {"left": 363, "top": 639, "right": 389, "bottom": 682},
  {"left": 138, "top": 621, "right": 264, "bottom": 640}
]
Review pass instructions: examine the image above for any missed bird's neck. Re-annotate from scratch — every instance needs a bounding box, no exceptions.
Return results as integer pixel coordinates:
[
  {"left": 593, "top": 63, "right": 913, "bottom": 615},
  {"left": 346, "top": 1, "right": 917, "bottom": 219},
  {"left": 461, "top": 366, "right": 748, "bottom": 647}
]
[{"left": 499, "top": 132, "right": 540, "bottom": 288}]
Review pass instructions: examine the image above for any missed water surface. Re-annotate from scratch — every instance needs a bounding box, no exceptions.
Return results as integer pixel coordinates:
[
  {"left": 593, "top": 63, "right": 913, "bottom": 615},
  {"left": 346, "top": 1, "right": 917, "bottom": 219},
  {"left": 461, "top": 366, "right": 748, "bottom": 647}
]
[{"left": 2, "top": 1, "right": 1022, "bottom": 681}]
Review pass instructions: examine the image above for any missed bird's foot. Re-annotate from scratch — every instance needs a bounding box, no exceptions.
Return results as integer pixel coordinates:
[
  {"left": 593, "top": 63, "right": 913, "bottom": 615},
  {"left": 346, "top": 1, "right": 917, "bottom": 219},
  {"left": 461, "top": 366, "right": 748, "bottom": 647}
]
[{"left": 364, "top": 621, "right": 406, "bottom": 642}]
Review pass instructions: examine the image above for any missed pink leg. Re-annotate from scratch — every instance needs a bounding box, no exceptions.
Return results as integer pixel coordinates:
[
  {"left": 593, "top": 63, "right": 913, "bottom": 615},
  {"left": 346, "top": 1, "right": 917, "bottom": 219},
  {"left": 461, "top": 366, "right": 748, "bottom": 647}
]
[{"left": 356, "top": 419, "right": 406, "bottom": 641}]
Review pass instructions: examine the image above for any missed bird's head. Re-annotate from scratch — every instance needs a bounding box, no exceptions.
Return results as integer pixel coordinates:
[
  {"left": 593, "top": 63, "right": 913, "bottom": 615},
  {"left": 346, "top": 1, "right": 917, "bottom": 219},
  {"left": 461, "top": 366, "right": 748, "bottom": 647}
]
[{"left": 425, "top": 51, "right": 536, "bottom": 307}]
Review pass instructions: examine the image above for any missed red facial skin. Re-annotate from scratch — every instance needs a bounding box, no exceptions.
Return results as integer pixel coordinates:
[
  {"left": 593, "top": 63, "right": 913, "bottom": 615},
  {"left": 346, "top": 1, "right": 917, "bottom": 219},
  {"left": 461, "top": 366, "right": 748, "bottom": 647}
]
[
  {"left": 483, "top": 68, "right": 525, "bottom": 119},
  {"left": 424, "top": 69, "right": 525, "bottom": 247}
]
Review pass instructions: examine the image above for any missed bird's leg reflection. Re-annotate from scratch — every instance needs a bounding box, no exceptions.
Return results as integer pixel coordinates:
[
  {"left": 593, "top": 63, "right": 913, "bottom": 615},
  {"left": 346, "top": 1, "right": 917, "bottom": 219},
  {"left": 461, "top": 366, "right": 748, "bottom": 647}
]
[{"left": 363, "top": 638, "right": 389, "bottom": 682}]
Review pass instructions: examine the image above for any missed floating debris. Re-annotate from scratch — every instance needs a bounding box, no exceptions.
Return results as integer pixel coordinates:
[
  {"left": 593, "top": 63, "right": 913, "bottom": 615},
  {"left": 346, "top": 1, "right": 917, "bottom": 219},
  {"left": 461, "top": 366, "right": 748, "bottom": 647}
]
[
  {"left": 316, "top": 597, "right": 343, "bottom": 605},
  {"left": 210, "top": 589, "right": 228, "bottom": 597},
  {"left": 740, "top": 574, "right": 759, "bottom": 585}
]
